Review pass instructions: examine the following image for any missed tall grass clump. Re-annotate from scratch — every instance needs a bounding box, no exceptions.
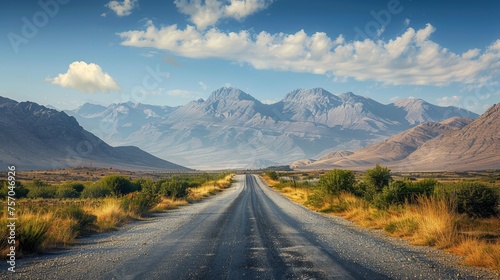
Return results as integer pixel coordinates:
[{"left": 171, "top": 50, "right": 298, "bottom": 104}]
[
  {"left": 121, "top": 192, "right": 161, "bottom": 217},
  {"left": 84, "top": 198, "right": 128, "bottom": 232},
  {"left": 412, "top": 196, "right": 459, "bottom": 248},
  {"left": 17, "top": 212, "right": 51, "bottom": 253}
]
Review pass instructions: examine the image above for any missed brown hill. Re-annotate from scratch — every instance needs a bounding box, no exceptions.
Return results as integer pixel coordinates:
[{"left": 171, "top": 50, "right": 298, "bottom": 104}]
[
  {"left": 400, "top": 103, "right": 500, "bottom": 171},
  {"left": 0, "top": 97, "right": 189, "bottom": 171},
  {"left": 303, "top": 118, "right": 472, "bottom": 170}
]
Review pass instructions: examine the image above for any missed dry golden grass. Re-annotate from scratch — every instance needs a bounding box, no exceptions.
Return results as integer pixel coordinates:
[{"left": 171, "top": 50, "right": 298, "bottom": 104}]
[
  {"left": 411, "top": 196, "right": 459, "bottom": 248},
  {"left": 262, "top": 175, "right": 500, "bottom": 271},
  {"left": 153, "top": 198, "right": 189, "bottom": 211},
  {"left": 44, "top": 213, "right": 79, "bottom": 248},
  {"left": 279, "top": 187, "right": 309, "bottom": 205},
  {"left": 187, "top": 174, "right": 234, "bottom": 201},
  {"left": 261, "top": 176, "right": 280, "bottom": 187},
  {"left": 83, "top": 198, "right": 129, "bottom": 232},
  {"left": 451, "top": 238, "right": 500, "bottom": 270}
]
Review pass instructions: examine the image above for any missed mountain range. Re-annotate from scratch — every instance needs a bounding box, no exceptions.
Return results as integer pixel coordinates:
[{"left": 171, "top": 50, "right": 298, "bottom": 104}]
[
  {"left": 294, "top": 103, "right": 499, "bottom": 171},
  {"left": 66, "top": 87, "right": 478, "bottom": 169},
  {"left": 0, "top": 96, "right": 188, "bottom": 171}
]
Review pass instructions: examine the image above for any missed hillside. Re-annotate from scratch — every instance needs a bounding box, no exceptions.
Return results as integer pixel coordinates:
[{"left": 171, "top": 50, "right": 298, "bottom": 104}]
[
  {"left": 0, "top": 97, "right": 188, "bottom": 171},
  {"left": 401, "top": 103, "right": 500, "bottom": 171},
  {"left": 293, "top": 104, "right": 498, "bottom": 171}
]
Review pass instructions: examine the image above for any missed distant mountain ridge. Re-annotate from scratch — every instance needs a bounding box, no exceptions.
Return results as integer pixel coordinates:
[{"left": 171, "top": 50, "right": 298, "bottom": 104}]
[
  {"left": 293, "top": 103, "right": 499, "bottom": 171},
  {"left": 66, "top": 87, "right": 478, "bottom": 169},
  {"left": 0, "top": 97, "right": 188, "bottom": 171}
]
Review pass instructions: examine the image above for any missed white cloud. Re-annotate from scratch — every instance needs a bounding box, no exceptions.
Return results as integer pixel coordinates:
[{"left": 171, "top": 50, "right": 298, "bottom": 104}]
[
  {"left": 199, "top": 81, "right": 208, "bottom": 90},
  {"left": 167, "top": 89, "right": 201, "bottom": 99},
  {"left": 404, "top": 18, "right": 411, "bottom": 26},
  {"left": 389, "top": 96, "right": 400, "bottom": 102},
  {"left": 119, "top": 22, "right": 500, "bottom": 87},
  {"left": 436, "top": 95, "right": 462, "bottom": 107},
  {"left": 106, "top": 0, "right": 138, "bottom": 17},
  {"left": 48, "top": 61, "right": 120, "bottom": 93},
  {"left": 174, "top": 0, "right": 274, "bottom": 30},
  {"left": 141, "top": 50, "right": 158, "bottom": 58}
]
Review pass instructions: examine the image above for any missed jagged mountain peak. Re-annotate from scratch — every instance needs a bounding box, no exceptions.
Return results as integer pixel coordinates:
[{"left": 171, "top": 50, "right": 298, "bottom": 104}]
[
  {"left": 206, "top": 87, "right": 257, "bottom": 103},
  {"left": 284, "top": 88, "right": 337, "bottom": 101},
  {"left": 338, "top": 92, "right": 370, "bottom": 104},
  {"left": 393, "top": 98, "right": 427, "bottom": 107}
]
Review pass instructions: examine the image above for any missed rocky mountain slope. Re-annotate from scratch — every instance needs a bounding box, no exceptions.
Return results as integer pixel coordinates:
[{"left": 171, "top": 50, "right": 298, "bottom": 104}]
[
  {"left": 400, "top": 103, "right": 500, "bottom": 171},
  {"left": 294, "top": 103, "right": 499, "bottom": 171},
  {"left": 0, "top": 97, "right": 188, "bottom": 171},
  {"left": 66, "top": 87, "right": 477, "bottom": 169}
]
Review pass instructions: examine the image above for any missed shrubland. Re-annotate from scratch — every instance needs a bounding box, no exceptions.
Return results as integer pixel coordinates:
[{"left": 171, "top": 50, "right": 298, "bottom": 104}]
[
  {"left": 0, "top": 172, "right": 234, "bottom": 257},
  {"left": 263, "top": 167, "right": 500, "bottom": 270}
]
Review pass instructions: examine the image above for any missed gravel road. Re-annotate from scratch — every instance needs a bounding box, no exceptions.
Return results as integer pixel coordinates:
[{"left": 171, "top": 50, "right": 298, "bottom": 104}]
[{"left": 1, "top": 174, "right": 498, "bottom": 279}]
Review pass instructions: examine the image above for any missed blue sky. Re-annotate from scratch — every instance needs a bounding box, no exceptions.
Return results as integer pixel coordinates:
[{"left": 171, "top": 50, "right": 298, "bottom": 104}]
[{"left": 1, "top": 0, "right": 499, "bottom": 113}]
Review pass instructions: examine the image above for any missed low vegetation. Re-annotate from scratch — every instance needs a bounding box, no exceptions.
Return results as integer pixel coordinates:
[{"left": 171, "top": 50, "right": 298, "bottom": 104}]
[
  {"left": 0, "top": 172, "right": 234, "bottom": 257},
  {"left": 263, "top": 167, "right": 500, "bottom": 271}
]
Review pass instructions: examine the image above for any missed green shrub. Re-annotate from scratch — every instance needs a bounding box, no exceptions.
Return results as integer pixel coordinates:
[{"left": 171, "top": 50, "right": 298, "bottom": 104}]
[
  {"left": 434, "top": 182, "right": 499, "bottom": 218},
  {"left": 305, "top": 190, "right": 326, "bottom": 208},
  {"left": 98, "top": 175, "right": 138, "bottom": 196},
  {"left": 374, "top": 179, "right": 438, "bottom": 209},
  {"left": 265, "top": 171, "right": 279, "bottom": 181},
  {"left": 352, "top": 180, "right": 371, "bottom": 199},
  {"left": 81, "top": 184, "right": 112, "bottom": 198},
  {"left": 161, "top": 179, "right": 189, "bottom": 198},
  {"left": 26, "top": 186, "right": 56, "bottom": 199},
  {"left": 319, "top": 169, "right": 355, "bottom": 196},
  {"left": 121, "top": 191, "right": 161, "bottom": 216},
  {"left": 62, "top": 182, "right": 85, "bottom": 193},
  {"left": 364, "top": 164, "right": 392, "bottom": 192},
  {"left": 413, "top": 179, "right": 438, "bottom": 196},
  {"left": 56, "top": 186, "right": 80, "bottom": 199},
  {"left": 0, "top": 181, "right": 29, "bottom": 199}
]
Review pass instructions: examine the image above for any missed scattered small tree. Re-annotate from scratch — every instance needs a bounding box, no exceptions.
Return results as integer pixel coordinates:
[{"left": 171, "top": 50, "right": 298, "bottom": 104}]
[
  {"left": 318, "top": 169, "right": 355, "bottom": 196},
  {"left": 364, "top": 164, "right": 392, "bottom": 192},
  {"left": 265, "top": 171, "right": 279, "bottom": 181},
  {"left": 56, "top": 186, "right": 80, "bottom": 198},
  {"left": 98, "top": 175, "right": 138, "bottom": 197}
]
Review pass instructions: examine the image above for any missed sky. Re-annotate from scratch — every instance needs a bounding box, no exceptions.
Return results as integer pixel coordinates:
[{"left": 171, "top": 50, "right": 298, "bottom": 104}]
[{"left": 1, "top": 0, "right": 499, "bottom": 113}]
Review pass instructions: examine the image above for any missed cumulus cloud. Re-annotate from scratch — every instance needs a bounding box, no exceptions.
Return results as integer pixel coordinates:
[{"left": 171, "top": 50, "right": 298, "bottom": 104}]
[
  {"left": 436, "top": 96, "right": 462, "bottom": 107},
  {"left": 118, "top": 22, "right": 500, "bottom": 87},
  {"left": 199, "top": 81, "right": 208, "bottom": 90},
  {"left": 48, "top": 61, "right": 120, "bottom": 93},
  {"left": 174, "top": 0, "right": 273, "bottom": 30},
  {"left": 106, "top": 0, "right": 138, "bottom": 17}
]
